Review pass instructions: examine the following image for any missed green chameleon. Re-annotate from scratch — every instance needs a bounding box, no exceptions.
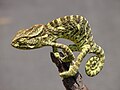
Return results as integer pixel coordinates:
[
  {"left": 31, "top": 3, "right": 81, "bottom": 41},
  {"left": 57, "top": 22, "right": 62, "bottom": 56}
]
[{"left": 11, "top": 15, "right": 105, "bottom": 78}]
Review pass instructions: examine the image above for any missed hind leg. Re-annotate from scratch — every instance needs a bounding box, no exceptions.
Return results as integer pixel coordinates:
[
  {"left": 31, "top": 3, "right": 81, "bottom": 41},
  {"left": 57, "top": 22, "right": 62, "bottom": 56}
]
[{"left": 59, "top": 44, "right": 90, "bottom": 78}]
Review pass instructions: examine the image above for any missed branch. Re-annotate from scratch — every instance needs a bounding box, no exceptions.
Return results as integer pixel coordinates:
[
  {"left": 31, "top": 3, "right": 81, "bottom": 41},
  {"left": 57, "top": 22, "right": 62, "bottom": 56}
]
[{"left": 50, "top": 52, "right": 89, "bottom": 90}]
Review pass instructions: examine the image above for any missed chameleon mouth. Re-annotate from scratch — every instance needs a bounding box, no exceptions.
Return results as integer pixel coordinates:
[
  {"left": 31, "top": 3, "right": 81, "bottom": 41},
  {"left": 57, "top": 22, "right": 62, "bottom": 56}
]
[
  {"left": 11, "top": 41, "right": 31, "bottom": 50},
  {"left": 27, "top": 44, "right": 35, "bottom": 49},
  {"left": 11, "top": 41, "right": 19, "bottom": 48}
]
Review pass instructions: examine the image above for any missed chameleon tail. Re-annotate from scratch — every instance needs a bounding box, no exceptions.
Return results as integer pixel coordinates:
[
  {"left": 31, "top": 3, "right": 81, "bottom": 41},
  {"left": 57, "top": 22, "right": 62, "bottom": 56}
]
[{"left": 85, "top": 42, "right": 105, "bottom": 77}]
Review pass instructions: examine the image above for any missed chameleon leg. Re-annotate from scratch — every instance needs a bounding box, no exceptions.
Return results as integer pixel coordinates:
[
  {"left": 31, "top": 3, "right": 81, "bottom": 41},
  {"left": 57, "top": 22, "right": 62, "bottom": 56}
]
[
  {"left": 52, "top": 46, "right": 61, "bottom": 60},
  {"left": 59, "top": 44, "right": 90, "bottom": 78},
  {"left": 51, "top": 41, "right": 61, "bottom": 59},
  {"left": 46, "top": 42, "right": 75, "bottom": 62},
  {"left": 51, "top": 44, "right": 78, "bottom": 62},
  {"left": 85, "top": 42, "right": 105, "bottom": 77}
]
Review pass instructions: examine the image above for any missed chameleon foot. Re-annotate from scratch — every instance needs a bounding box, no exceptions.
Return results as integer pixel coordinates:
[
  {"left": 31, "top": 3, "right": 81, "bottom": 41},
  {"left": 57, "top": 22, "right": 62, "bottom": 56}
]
[
  {"left": 59, "top": 65, "right": 78, "bottom": 78},
  {"left": 53, "top": 52, "right": 72, "bottom": 63},
  {"left": 53, "top": 52, "right": 61, "bottom": 59}
]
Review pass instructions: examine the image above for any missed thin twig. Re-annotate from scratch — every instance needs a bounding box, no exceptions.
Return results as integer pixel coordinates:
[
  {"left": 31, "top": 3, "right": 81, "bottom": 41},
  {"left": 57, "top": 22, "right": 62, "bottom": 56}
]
[{"left": 50, "top": 52, "right": 89, "bottom": 90}]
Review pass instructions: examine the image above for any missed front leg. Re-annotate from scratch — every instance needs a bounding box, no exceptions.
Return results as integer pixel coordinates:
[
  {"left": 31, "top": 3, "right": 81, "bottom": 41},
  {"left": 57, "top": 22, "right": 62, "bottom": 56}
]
[
  {"left": 52, "top": 46, "right": 62, "bottom": 60},
  {"left": 60, "top": 44, "right": 90, "bottom": 78},
  {"left": 51, "top": 41, "right": 61, "bottom": 59},
  {"left": 52, "top": 45, "right": 70, "bottom": 62},
  {"left": 46, "top": 42, "right": 75, "bottom": 62}
]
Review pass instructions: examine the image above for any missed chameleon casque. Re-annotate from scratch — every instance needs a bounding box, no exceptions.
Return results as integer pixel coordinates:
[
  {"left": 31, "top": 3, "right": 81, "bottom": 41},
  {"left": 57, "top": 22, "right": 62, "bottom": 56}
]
[{"left": 11, "top": 15, "right": 105, "bottom": 78}]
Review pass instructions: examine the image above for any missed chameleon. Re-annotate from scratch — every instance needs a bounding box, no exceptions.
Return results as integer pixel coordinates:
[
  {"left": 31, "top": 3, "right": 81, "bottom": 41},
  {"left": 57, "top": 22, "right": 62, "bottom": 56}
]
[{"left": 11, "top": 15, "right": 105, "bottom": 78}]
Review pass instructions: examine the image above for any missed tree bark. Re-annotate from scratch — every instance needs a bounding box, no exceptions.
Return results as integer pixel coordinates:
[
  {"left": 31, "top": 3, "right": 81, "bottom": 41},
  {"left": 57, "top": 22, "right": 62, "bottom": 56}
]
[{"left": 50, "top": 52, "right": 89, "bottom": 90}]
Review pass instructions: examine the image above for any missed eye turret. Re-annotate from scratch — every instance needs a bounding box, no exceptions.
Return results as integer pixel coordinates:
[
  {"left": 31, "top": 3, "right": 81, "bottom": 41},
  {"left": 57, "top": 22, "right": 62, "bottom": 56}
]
[
  {"left": 27, "top": 38, "right": 39, "bottom": 45},
  {"left": 19, "top": 38, "right": 27, "bottom": 43}
]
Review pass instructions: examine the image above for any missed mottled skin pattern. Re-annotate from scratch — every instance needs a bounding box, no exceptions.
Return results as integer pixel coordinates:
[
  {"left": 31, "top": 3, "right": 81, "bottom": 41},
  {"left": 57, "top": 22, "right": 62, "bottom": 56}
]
[{"left": 11, "top": 15, "right": 105, "bottom": 78}]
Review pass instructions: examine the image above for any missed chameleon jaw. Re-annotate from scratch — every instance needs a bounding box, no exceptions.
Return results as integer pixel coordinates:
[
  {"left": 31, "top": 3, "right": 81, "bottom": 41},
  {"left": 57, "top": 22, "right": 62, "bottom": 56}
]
[
  {"left": 11, "top": 39, "right": 49, "bottom": 50},
  {"left": 11, "top": 41, "right": 29, "bottom": 50}
]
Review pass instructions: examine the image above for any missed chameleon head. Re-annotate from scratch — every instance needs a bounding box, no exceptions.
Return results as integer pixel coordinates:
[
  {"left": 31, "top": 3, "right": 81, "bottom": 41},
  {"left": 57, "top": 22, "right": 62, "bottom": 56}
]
[{"left": 11, "top": 24, "right": 49, "bottom": 50}]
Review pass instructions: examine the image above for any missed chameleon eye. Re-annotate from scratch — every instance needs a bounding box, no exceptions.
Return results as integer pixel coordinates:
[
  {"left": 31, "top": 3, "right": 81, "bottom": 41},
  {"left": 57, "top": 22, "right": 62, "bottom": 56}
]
[
  {"left": 19, "top": 38, "right": 27, "bottom": 42},
  {"left": 27, "top": 38, "right": 38, "bottom": 45}
]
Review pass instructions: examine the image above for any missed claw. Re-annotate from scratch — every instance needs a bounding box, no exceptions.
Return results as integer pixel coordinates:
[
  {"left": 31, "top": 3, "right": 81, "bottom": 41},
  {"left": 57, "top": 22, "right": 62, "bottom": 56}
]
[{"left": 53, "top": 52, "right": 61, "bottom": 59}]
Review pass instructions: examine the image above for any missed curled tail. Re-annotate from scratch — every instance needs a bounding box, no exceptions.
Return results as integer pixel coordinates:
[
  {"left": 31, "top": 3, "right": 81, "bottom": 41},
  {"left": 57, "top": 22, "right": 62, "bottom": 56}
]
[{"left": 85, "top": 42, "right": 105, "bottom": 77}]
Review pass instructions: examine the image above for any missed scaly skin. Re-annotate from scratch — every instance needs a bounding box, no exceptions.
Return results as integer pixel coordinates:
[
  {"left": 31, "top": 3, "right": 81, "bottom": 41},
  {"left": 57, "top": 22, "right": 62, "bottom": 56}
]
[{"left": 11, "top": 15, "right": 105, "bottom": 78}]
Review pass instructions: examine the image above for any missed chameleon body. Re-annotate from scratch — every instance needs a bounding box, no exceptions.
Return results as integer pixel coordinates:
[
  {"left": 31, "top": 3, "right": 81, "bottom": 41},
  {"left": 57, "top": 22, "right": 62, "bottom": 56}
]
[{"left": 11, "top": 15, "right": 105, "bottom": 78}]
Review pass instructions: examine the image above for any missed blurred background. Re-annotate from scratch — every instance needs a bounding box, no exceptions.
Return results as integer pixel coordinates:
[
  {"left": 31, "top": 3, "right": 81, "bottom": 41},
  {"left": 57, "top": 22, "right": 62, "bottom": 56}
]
[{"left": 0, "top": 0, "right": 120, "bottom": 90}]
